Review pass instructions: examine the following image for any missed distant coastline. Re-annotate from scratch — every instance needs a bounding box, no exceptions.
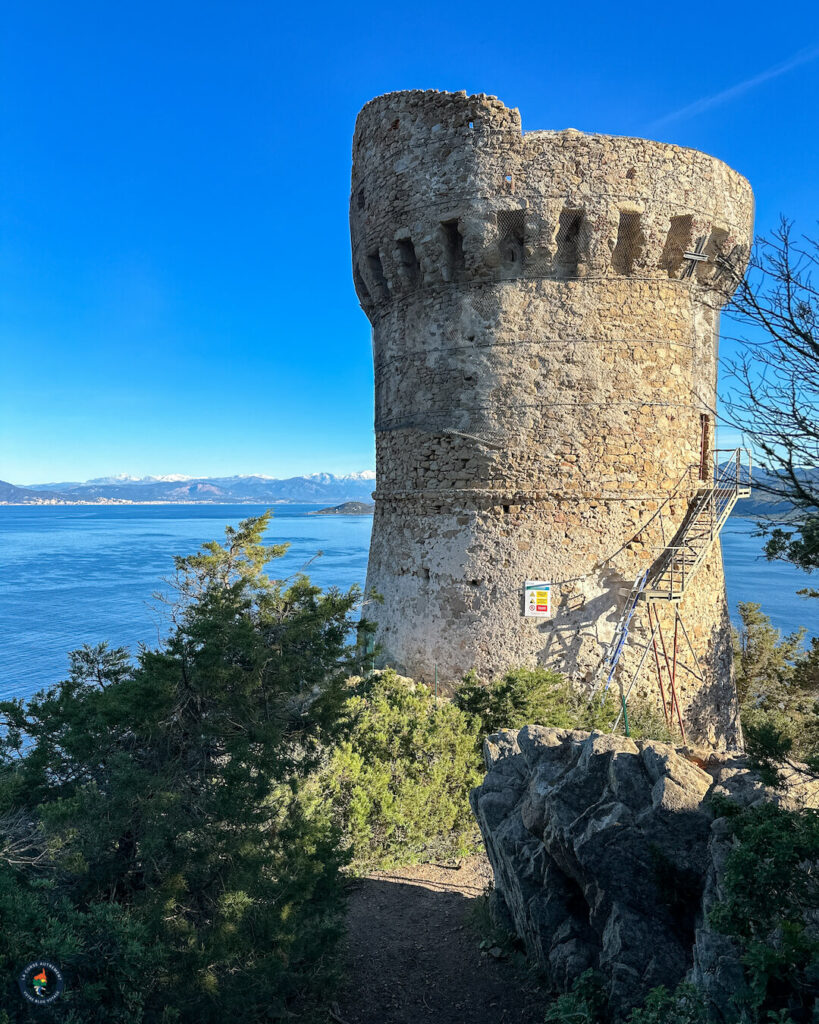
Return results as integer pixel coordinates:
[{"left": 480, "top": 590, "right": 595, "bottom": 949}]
[
  {"left": 0, "top": 472, "right": 377, "bottom": 507},
  {"left": 0, "top": 499, "right": 307, "bottom": 507},
  {"left": 2, "top": 466, "right": 813, "bottom": 517}
]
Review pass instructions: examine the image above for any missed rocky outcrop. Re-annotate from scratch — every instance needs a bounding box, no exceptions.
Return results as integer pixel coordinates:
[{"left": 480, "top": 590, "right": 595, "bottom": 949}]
[{"left": 470, "top": 727, "right": 819, "bottom": 1017}]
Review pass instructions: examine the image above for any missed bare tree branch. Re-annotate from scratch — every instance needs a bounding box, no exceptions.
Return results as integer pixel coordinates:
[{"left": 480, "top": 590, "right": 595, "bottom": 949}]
[
  {"left": 716, "top": 218, "right": 819, "bottom": 575},
  {"left": 0, "top": 810, "right": 50, "bottom": 869}
]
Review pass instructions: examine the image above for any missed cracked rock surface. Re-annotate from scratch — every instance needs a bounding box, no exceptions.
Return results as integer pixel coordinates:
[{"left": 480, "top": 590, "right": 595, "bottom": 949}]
[{"left": 470, "top": 727, "right": 819, "bottom": 1016}]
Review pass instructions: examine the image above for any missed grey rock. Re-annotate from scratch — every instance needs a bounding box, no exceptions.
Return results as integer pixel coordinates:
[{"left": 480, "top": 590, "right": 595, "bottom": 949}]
[{"left": 471, "top": 726, "right": 819, "bottom": 1017}]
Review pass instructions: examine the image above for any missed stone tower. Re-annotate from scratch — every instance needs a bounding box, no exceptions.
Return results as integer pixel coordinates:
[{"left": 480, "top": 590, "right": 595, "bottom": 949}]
[{"left": 350, "top": 90, "right": 754, "bottom": 747}]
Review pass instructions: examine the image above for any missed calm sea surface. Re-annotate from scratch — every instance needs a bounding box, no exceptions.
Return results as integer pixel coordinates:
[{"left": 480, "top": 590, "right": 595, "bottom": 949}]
[{"left": 0, "top": 505, "right": 815, "bottom": 702}]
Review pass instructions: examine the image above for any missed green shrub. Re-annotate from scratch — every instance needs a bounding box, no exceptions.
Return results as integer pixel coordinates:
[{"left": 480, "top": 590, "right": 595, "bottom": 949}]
[
  {"left": 544, "top": 969, "right": 607, "bottom": 1023},
  {"left": 454, "top": 666, "right": 671, "bottom": 743},
  {"left": 311, "top": 663, "right": 676, "bottom": 876},
  {"left": 0, "top": 514, "right": 361, "bottom": 1023},
  {"left": 732, "top": 601, "right": 807, "bottom": 708},
  {"left": 709, "top": 801, "right": 819, "bottom": 1021},
  {"left": 730, "top": 603, "right": 819, "bottom": 782},
  {"left": 312, "top": 669, "right": 483, "bottom": 870},
  {"left": 625, "top": 984, "right": 709, "bottom": 1024},
  {"left": 455, "top": 666, "right": 586, "bottom": 734},
  {"left": 312, "top": 665, "right": 673, "bottom": 875},
  {"left": 543, "top": 972, "right": 712, "bottom": 1024}
]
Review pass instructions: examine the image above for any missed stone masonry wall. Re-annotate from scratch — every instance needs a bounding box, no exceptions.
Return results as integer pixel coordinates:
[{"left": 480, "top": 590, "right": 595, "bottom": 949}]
[{"left": 350, "top": 90, "right": 754, "bottom": 748}]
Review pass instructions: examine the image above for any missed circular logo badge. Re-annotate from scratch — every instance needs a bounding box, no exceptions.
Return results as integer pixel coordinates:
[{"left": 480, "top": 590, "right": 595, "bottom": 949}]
[{"left": 18, "top": 960, "right": 65, "bottom": 1005}]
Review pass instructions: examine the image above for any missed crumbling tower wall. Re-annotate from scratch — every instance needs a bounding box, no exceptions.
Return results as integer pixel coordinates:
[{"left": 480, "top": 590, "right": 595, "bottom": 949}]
[{"left": 350, "top": 90, "right": 754, "bottom": 747}]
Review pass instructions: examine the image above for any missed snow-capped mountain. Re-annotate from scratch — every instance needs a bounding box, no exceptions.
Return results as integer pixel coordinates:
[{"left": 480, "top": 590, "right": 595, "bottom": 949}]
[
  {"left": 82, "top": 474, "right": 196, "bottom": 485},
  {"left": 11, "top": 472, "right": 377, "bottom": 504},
  {"left": 306, "top": 470, "right": 376, "bottom": 483}
]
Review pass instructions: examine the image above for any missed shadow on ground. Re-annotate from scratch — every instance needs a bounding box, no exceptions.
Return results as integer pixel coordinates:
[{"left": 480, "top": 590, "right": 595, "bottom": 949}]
[{"left": 335, "top": 855, "right": 550, "bottom": 1024}]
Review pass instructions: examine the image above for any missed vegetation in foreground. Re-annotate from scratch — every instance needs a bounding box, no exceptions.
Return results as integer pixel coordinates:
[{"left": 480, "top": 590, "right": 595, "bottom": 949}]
[
  {"left": 733, "top": 601, "right": 819, "bottom": 781},
  {"left": 4, "top": 515, "right": 658, "bottom": 1017},
  {"left": 308, "top": 663, "right": 673, "bottom": 873},
  {"left": 0, "top": 514, "right": 361, "bottom": 1022},
  {"left": 1, "top": 517, "right": 818, "bottom": 1022}
]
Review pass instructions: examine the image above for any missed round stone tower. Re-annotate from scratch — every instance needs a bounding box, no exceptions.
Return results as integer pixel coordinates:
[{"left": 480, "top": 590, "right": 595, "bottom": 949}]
[{"left": 350, "top": 90, "right": 754, "bottom": 747}]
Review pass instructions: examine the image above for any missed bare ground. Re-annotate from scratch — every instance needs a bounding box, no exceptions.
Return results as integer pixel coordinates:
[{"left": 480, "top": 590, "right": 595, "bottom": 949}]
[{"left": 334, "top": 852, "right": 551, "bottom": 1024}]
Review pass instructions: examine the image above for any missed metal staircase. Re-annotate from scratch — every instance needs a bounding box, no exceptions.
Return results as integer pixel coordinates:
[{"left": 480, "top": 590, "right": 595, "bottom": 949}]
[
  {"left": 591, "top": 448, "right": 752, "bottom": 737},
  {"left": 644, "top": 448, "right": 752, "bottom": 603}
]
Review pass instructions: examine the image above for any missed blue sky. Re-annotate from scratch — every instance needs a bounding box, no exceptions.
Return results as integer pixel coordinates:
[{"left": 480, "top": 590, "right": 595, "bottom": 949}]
[{"left": 1, "top": 1, "right": 817, "bottom": 484}]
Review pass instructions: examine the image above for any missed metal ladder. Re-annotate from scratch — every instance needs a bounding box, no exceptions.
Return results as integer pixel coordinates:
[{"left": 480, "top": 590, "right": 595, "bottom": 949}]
[
  {"left": 591, "top": 570, "right": 650, "bottom": 694},
  {"left": 644, "top": 448, "right": 751, "bottom": 603}
]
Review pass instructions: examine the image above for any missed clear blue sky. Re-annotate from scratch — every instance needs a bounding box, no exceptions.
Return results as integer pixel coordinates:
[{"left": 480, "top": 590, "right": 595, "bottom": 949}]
[{"left": 1, "top": 1, "right": 817, "bottom": 484}]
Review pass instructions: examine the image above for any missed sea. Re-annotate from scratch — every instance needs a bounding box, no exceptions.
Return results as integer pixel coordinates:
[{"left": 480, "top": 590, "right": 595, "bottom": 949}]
[{"left": 0, "top": 505, "right": 815, "bottom": 703}]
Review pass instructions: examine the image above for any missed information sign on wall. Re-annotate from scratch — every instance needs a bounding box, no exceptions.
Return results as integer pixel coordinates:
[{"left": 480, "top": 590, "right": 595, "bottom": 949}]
[{"left": 524, "top": 581, "right": 551, "bottom": 618}]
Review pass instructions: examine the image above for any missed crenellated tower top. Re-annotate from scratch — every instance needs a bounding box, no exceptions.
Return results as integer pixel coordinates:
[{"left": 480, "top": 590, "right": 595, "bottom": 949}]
[{"left": 350, "top": 89, "right": 754, "bottom": 316}]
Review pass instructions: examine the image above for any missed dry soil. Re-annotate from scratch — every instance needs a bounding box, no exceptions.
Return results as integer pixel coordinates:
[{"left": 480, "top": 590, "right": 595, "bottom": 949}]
[{"left": 334, "top": 852, "right": 551, "bottom": 1024}]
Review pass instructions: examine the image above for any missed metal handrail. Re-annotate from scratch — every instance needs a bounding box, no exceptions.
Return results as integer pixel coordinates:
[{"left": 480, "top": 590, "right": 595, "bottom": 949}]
[
  {"left": 712, "top": 447, "right": 753, "bottom": 496},
  {"left": 646, "top": 447, "right": 753, "bottom": 600}
]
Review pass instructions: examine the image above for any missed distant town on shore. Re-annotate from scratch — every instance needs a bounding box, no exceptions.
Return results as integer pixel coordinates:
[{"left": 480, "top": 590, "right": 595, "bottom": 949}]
[{"left": 0, "top": 472, "right": 377, "bottom": 507}]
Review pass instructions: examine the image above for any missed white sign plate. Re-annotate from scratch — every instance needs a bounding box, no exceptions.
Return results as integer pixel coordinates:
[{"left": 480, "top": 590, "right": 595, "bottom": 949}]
[{"left": 524, "top": 580, "right": 551, "bottom": 618}]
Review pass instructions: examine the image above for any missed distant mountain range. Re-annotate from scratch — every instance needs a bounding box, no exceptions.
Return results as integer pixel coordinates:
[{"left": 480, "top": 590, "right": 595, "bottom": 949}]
[
  {"left": 732, "top": 467, "right": 818, "bottom": 519},
  {"left": 2, "top": 466, "right": 815, "bottom": 513},
  {"left": 0, "top": 472, "right": 377, "bottom": 505},
  {"left": 0, "top": 480, "right": 68, "bottom": 503}
]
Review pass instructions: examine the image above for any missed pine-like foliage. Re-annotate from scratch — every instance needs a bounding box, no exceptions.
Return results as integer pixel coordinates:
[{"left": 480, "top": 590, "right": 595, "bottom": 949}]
[
  {"left": 709, "top": 800, "right": 819, "bottom": 1021},
  {"left": 309, "top": 669, "right": 484, "bottom": 870},
  {"left": 454, "top": 666, "right": 671, "bottom": 742},
  {"left": 732, "top": 602, "right": 819, "bottom": 779},
  {"left": 0, "top": 513, "right": 363, "bottom": 1023}
]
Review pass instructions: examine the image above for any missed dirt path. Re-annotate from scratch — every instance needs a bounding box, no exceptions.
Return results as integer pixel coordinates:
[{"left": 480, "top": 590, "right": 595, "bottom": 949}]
[{"left": 335, "top": 853, "right": 550, "bottom": 1024}]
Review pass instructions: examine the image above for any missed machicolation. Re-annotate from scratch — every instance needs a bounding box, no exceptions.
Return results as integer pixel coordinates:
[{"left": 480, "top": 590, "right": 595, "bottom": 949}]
[{"left": 350, "top": 89, "right": 755, "bottom": 748}]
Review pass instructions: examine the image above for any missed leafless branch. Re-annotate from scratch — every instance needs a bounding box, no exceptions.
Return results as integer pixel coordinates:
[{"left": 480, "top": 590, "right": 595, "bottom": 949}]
[{"left": 0, "top": 810, "right": 50, "bottom": 869}]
